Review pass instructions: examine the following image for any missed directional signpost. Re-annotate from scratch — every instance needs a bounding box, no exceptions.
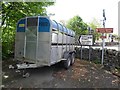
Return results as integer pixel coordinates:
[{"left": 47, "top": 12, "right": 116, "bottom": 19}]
[
  {"left": 79, "top": 35, "right": 93, "bottom": 61},
  {"left": 96, "top": 28, "right": 113, "bottom": 33},
  {"left": 79, "top": 35, "right": 93, "bottom": 46},
  {"left": 96, "top": 28, "right": 113, "bottom": 65},
  {"left": 95, "top": 9, "right": 113, "bottom": 65}
]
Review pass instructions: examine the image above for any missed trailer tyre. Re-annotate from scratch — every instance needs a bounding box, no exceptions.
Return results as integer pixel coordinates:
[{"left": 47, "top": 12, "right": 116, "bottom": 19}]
[
  {"left": 63, "top": 55, "right": 71, "bottom": 69},
  {"left": 71, "top": 53, "right": 75, "bottom": 65}
]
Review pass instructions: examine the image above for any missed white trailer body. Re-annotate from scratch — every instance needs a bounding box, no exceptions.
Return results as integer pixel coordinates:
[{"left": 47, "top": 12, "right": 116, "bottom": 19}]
[{"left": 14, "top": 16, "right": 75, "bottom": 69}]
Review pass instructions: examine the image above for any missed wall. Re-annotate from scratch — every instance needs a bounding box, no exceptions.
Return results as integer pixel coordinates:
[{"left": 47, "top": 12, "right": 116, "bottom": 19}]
[{"left": 75, "top": 47, "right": 120, "bottom": 69}]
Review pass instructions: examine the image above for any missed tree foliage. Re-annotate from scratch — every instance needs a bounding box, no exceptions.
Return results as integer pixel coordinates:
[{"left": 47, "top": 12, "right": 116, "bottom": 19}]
[
  {"left": 88, "top": 18, "right": 102, "bottom": 41},
  {"left": 1, "top": 2, "right": 54, "bottom": 59},
  {"left": 112, "top": 34, "right": 120, "bottom": 41},
  {"left": 66, "top": 15, "right": 88, "bottom": 35}
]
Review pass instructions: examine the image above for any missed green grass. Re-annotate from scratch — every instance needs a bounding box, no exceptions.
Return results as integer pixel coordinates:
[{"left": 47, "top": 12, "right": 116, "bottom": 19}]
[{"left": 92, "top": 59, "right": 101, "bottom": 64}]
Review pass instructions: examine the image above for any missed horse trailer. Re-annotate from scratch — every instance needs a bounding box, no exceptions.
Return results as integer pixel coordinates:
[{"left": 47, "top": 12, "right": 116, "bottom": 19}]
[{"left": 10, "top": 16, "right": 76, "bottom": 72}]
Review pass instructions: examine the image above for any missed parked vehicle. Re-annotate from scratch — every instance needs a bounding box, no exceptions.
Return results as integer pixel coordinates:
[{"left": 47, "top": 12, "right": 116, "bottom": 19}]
[{"left": 9, "top": 16, "right": 76, "bottom": 76}]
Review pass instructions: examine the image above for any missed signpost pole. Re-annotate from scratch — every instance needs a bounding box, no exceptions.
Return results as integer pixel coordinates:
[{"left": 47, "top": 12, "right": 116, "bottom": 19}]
[
  {"left": 88, "top": 27, "right": 92, "bottom": 61},
  {"left": 96, "top": 28, "right": 113, "bottom": 65},
  {"left": 96, "top": 11, "right": 113, "bottom": 65},
  {"left": 101, "top": 9, "right": 106, "bottom": 65},
  {"left": 79, "top": 35, "right": 93, "bottom": 60},
  {"left": 81, "top": 45, "right": 82, "bottom": 60},
  {"left": 101, "top": 33, "right": 105, "bottom": 65},
  {"left": 89, "top": 46, "right": 91, "bottom": 61}
]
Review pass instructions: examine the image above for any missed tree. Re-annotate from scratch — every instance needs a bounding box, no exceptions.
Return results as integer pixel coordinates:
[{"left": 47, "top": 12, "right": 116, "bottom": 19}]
[
  {"left": 113, "top": 34, "right": 120, "bottom": 42},
  {"left": 1, "top": 2, "right": 54, "bottom": 59},
  {"left": 88, "top": 18, "right": 102, "bottom": 42},
  {"left": 66, "top": 15, "right": 88, "bottom": 35},
  {"left": 117, "top": 36, "right": 120, "bottom": 42}
]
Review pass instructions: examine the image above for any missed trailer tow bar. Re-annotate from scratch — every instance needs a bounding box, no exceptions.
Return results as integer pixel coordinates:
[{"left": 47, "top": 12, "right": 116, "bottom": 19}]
[
  {"left": 9, "top": 64, "right": 32, "bottom": 78},
  {"left": 22, "top": 69, "right": 30, "bottom": 78}
]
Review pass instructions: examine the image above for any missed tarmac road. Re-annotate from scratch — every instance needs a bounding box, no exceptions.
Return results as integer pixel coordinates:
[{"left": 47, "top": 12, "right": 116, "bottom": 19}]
[{"left": 2, "top": 59, "right": 120, "bottom": 88}]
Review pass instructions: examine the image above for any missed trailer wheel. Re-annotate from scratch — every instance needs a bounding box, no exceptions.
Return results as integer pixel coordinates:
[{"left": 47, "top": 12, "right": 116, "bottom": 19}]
[
  {"left": 63, "top": 55, "right": 71, "bottom": 69},
  {"left": 71, "top": 53, "right": 75, "bottom": 65}
]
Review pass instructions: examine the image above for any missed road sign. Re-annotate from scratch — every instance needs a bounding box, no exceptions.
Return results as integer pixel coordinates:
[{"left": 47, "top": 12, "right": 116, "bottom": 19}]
[
  {"left": 96, "top": 28, "right": 113, "bottom": 33},
  {"left": 100, "top": 36, "right": 106, "bottom": 39},
  {"left": 79, "top": 35, "right": 93, "bottom": 46}
]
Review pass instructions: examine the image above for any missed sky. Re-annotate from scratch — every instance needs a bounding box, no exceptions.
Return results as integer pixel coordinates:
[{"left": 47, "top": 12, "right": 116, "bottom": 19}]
[{"left": 47, "top": 0, "right": 120, "bottom": 34}]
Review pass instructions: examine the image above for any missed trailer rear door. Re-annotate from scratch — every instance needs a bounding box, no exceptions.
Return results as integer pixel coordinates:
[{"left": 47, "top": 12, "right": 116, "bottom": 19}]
[{"left": 25, "top": 17, "right": 38, "bottom": 61}]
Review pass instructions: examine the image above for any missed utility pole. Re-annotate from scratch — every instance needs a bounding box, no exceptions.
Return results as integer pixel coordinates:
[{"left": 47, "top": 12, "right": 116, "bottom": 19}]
[
  {"left": 118, "top": 1, "right": 120, "bottom": 51},
  {"left": 101, "top": 9, "right": 106, "bottom": 65}
]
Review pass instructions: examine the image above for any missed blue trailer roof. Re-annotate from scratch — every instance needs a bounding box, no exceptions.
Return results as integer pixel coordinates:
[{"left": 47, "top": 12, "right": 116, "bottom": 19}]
[
  {"left": 69, "top": 29, "right": 72, "bottom": 36},
  {"left": 72, "top": 31, "right": 75, "bottom": 36},
  {"left": 63, "top": 26, "right": 68, "bottom": 34},
  {"left": 67, "top": 28, "right": 70, "bottom": 35},
  {"left": 38, "top": 17, "right": 50, "bottom": 32},
  {"left": 17, "top": 18, "right": 26, "bottom": 32},
  {"left": 52, "top": 20, "right": 58, "bottom": 30},
  {"left": 58, "top": 23, "right": 63, "bottom": 32},
  {"left": 52, "top": 20, "right": 75, "bottom": 36},
  {"left": 16, "top": 17, "right": 75, "bottom": 36}
]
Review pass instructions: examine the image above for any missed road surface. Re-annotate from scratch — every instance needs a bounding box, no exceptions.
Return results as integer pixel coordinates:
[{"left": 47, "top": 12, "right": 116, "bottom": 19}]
[{"left": 2, "top": 59, "right": 120, "bottom": 88}]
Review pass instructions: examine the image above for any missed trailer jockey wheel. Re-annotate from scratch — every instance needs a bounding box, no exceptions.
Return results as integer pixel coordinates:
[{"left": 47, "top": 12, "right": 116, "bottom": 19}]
[
  {"left": 22, "top": 70, "right": 30, "bottom": 78},
  {"left": 70, "top": 53, "right": 75, "bottom": 65},
  {"left": 63, "top": 55, "right": 71, "bottom": 69}
]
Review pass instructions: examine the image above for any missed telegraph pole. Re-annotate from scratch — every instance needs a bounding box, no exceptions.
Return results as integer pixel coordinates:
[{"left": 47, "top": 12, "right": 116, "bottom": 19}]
[{"left": 101, "top": 9, "right": 106, "bottom": 65}]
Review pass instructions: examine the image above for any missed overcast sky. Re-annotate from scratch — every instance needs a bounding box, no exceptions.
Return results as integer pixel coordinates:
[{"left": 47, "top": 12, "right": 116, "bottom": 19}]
[{"left": 47, "top": 0, "right": 119, "bottom": 34}]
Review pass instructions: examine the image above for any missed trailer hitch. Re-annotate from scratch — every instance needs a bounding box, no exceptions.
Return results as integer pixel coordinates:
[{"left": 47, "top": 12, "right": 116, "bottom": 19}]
[{"left": 9, "top": 64, "right": 30, "bottom": 78}]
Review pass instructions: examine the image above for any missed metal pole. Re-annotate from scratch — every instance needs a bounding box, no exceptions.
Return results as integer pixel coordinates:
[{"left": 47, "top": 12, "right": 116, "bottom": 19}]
[
  {"left": 101, "top": 9, "right": 106, "bottom": 65},
  {"left": 89, "top": 46, "right": 91, "bottom": 61},
  {"left": 101, "top": 33, "right": 105, "bottom": 65},
  {"left": 81, "top": 45, "right": 82, "bottom": 60},
  {"left": 101, "top": 23, "right": 105, "bottom": 65}
]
